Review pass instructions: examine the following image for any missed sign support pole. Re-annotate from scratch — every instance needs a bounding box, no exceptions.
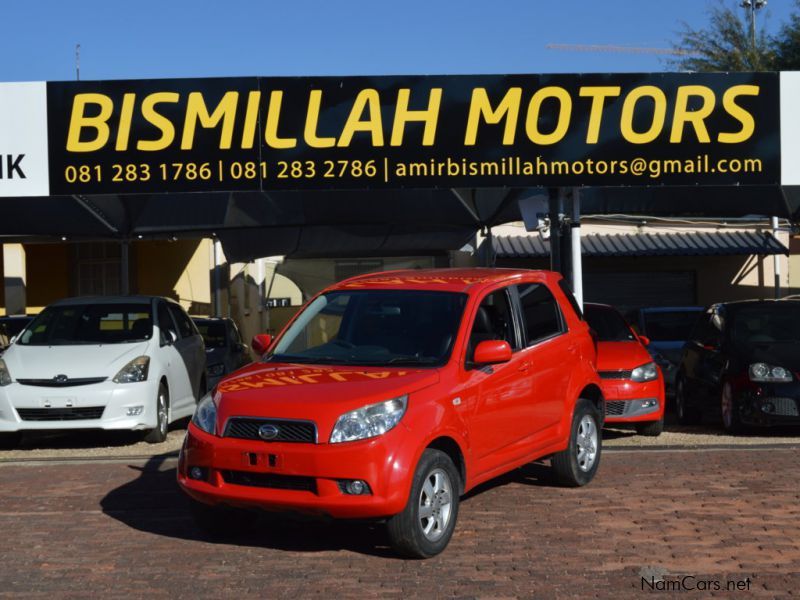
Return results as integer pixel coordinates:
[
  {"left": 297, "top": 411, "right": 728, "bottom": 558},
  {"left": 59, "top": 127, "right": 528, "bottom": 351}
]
[{"left": 571, "top": 189, "right": 583, "bottom": 310}]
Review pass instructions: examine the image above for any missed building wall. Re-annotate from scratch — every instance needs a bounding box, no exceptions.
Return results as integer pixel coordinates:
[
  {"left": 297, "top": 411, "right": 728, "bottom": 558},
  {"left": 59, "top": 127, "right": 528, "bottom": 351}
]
[
  {"left": 24, "top": 243, "right": 70, "bottom": 313},
  {"left": 789, "top": 237, "right": 800, "bottom": 295},
  {"left": 134, "top": 239, "right": 212, "bottom": 314}
]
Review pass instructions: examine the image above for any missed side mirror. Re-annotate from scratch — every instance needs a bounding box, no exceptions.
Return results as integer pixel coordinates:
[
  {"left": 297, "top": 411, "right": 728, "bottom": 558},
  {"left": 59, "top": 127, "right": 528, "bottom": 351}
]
[
  {"left": 251, "top": 333, "right": 273, "bottom": 355},
  {"left": 638, "top": 335, "right": 651, "bottom": 346},
  {"left": 473, "top": 340, "right": 512, "bottom": 365},
  {"left": 162, "top": 329, "right": 178, "bottom": 346}
]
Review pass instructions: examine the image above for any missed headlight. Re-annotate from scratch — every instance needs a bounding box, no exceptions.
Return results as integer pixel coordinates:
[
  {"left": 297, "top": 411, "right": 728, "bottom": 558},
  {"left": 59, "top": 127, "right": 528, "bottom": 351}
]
[
  {"left": 0, "top": 358, "right": 11, "bottom": 386},
  {"left": 207, "top": 363, "right": 225, "bottom": 377},
  {"left": 192, "top": 392, "right": 217, "bottom": 435},
  {"left": 112, "top": 356, "right": 150, "bottom": 383},
  {"left": 749, "top": 363, "right": 792, "bottom": 383},
  {"left": 330, "top": 395, "right": 408, "bottom": 443},
  {"left": 630, "top": 362, "right": 658, "bottom": 382}
]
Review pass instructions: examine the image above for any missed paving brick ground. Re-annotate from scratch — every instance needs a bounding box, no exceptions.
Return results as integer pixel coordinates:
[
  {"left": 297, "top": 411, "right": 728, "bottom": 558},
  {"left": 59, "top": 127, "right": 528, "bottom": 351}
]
[{"left": 0, "top": 447, "right": 798, "bottom": 599}]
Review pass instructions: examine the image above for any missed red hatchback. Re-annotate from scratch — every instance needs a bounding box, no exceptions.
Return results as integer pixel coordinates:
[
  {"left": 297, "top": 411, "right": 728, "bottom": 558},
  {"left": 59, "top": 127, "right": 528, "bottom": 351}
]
[
  {"left": 584, "top": 303, "right": 665, "bottom": 436},
  {"left": 178, "top": 269, "right": 604, "bottom": 557}
]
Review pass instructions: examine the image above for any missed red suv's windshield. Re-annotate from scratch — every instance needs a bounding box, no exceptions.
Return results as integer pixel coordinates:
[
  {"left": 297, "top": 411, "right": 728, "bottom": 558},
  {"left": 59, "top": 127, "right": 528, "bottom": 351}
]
[{"left": 269, "top": 290, "right": 467, "bottom": 366}]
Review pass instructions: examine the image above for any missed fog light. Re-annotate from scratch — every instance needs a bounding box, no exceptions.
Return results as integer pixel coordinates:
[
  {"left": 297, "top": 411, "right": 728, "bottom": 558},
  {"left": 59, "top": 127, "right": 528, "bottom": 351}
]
[
  {"left": 126, "top": 406, "right": 144, "bottom": 416},
  {"left": 640, "top": 399, "right": 658, "bottom": 409},
  {"left": 762, "top": 402, "right": 775, "bottom": 414},
  {"left": 339, "top": 479, "right": 371, "bottom": 495},
  {"left": 189, "top": 466, "right": 207, "bottom": 480}
]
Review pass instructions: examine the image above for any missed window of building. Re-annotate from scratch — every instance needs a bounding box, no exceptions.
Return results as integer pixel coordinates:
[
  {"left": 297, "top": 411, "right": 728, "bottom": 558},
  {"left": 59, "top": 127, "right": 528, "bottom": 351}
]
[
  {"left": 334, "top": 259, "right": 384, "bottom": 282},
  {"left": 75, "top": 243, "right": 122, "bottom": 296}
]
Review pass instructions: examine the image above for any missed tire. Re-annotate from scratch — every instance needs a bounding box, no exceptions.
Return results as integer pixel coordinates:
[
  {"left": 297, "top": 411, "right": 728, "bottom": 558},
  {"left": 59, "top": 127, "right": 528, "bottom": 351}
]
[
  {"left": 190, "top": 499, "right": 258, "bottom": 537},
  {"left": 721, "top": 382, "right": 744, "bottom": 435},
  {"left": 675, "top": 377, "right": 701, "bottom": 425},
  {"left": 144, "top": 382, "right": 169, "bottom": 444},
  {"left": 635, "top": 418, "right": 664, "bottom": 437},
  {"left": 551, "top": 398, "right": 601, "bottom": 487},
  {"left": 0, "top": 432, "right": 21, "bottom": 450},
  {"left": 386, "top": 449, "right": 460, "bottom": 559}
]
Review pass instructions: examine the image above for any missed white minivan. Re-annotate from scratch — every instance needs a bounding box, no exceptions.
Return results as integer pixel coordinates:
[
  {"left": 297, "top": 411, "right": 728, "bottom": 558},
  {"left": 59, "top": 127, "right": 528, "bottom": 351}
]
[{"left": 0, "top": 296, "right": 206, "bottom": 447}]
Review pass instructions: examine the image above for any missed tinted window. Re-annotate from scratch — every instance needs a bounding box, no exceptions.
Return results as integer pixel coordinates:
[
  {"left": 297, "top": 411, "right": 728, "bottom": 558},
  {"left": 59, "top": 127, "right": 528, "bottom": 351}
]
[
  {"left": 558, "top": 279, "right": 583, "bottom": 320},
  {"left": 195, "top": 321, "right": 228, "bottom": 348},
  {"left": 642, "top": 310, "right": 702, "bottom": 341},
  {"left": 168, "top": 304, "right": 196, "bottom": 339},
  {"left": 584, "top": 305, "right": 635, "bottom": 342},
  {"left": 731, "top": 304, "right": 800, "bottom": 344},
  {"left": 157, "top": 302, "right": 178, "bottom": 343},
  {"left": 18, "top": 304, "right": 152, "bottom": 346},
  {"left": 692, "top": 312, "right": 723, "bottom": 346},
  {"left": 467, "top": 288, "right": 517, "bottom": 361},
  {"left": 271, "top": 290, "right": 467, "bottom": 367},
  {"left": 517, "top": 283, "right": 563, "bottom": 345}
]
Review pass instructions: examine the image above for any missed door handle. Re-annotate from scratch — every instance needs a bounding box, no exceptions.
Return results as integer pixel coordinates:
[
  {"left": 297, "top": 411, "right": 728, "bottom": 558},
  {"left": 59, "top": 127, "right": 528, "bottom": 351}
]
[{"left": 518, "top": 361, "right": 531, "bottom": 372}]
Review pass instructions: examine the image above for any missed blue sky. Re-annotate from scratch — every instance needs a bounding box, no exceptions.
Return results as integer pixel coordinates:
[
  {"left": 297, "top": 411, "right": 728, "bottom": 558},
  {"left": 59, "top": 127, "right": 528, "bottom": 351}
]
[{"left": 1, "top": 0, "right": 797, "bottom": 81}]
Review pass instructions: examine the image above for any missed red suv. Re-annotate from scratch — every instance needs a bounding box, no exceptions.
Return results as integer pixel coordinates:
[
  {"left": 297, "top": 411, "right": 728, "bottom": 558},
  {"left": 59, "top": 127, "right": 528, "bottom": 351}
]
[{"left": 178, "top": 269, "right": 604, "bottom": 557}]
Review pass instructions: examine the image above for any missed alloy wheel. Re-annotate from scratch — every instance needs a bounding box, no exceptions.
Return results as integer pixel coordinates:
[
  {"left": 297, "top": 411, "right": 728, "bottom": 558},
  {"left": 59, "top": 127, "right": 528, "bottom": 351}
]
[
  {"left": 418, "top": 468, "right": 453, "bottom": 542},
  {"left": 575, "top": 415, "right": 598, "bottom": 472}
]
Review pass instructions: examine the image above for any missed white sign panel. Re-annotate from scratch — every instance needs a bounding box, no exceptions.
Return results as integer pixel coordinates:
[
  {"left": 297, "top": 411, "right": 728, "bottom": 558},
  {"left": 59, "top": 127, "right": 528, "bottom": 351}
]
[
  {"left": 781, "top": 72, "right": 800, "bottom": 186},
  {"left": 0, "top": 82, "right": 49, "bottom": 197}
]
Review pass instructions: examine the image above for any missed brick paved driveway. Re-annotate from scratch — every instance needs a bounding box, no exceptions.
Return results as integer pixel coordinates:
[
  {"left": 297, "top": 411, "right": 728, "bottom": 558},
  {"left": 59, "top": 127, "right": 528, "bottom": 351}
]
[{"left": 0, "top": 447, "right": 798, "bottom": 598}]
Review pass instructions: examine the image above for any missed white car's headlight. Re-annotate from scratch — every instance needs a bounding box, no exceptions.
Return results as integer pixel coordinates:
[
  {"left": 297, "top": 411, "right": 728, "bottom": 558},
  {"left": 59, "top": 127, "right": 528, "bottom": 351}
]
[
  {"left": 749, "top": 363, "right": 792, "bottom": 383},
  {"left": 192, "top": 392, "right": 217, "bottom": 435},
  {"left": 0, "top": 358, "right": 11, "bottom": 386},
  {"left": 113, "top": 356, "right": 150, "bottom": 383},
  {"left": 630, "top": 362, "right": 658, "bottom": 383},
  {"left": 330, "top": 395, "right": 408, "bottom": 444}
]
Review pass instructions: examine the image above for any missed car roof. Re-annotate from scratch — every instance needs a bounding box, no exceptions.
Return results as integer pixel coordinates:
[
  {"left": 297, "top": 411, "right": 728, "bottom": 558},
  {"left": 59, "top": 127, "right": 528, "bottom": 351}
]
[
  {"left": 638, "top": 306, "right": 704, "bottom": 313},
  {"left": 191, "top": 316, "right": 231, "bottom": 323},
  {"left": 713, "top": 298, "right": 800, "bottom": 311},
  {"left": 333, "top": 268, "right": 559, "bottom": 293},
  {"left": 48, "top": 295, "right": 169, "bottom": 306}
]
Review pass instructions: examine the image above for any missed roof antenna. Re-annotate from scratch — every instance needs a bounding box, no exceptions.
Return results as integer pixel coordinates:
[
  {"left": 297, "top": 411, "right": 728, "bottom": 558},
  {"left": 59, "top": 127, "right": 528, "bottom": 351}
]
[{"left": 75, "top": 44, "right": 80, "bottom": 81}]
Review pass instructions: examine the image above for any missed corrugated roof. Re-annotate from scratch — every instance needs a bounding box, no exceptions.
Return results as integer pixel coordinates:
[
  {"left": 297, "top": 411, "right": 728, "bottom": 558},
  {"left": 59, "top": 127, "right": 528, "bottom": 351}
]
[{"left": 493, "top": 231, "right": 788, "bottom": 258}]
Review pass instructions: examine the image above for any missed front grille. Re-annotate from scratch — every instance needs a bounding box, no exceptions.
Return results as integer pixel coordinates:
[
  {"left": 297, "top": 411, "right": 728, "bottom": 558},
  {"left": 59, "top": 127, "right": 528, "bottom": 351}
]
[
  {"left": 224, "top": 418, "right": 317, "bottom": 443},
  {"left": 605, "top": 401, "right": 627, "bottom": 416},
  {"left": 221, "top": 470, "right": 317, "bottom": 493},
  {"left": 766, "top": 397, "right": 800, "bottom": 417},
  {"left": 599, "top": 370, "right": 632, "bottom": 380},
  {"left": 16, "top": 377, "right": 107, "bottom": 387},
  {"left": 17, "top": 407, "right": 105, "bottom": 421}
]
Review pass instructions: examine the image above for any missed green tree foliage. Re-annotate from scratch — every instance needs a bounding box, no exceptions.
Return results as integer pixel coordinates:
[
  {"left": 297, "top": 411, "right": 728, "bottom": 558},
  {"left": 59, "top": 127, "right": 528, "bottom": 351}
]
[
  {"left": 671, "top": 1, "right": 776, "bottom": 72},
  {"left": 774, "top": 1, "right": 800, "bottom": 69}
]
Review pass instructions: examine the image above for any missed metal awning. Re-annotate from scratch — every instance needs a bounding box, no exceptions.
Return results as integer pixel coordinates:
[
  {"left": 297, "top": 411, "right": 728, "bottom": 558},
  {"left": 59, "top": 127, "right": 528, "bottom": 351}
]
[{"left": 493, "top": 230, "right": 789, "bottom": 259}]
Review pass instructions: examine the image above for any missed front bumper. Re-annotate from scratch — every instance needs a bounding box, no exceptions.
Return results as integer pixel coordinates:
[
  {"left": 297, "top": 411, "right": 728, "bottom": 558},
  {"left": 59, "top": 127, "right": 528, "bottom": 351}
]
[
  {"left": 177, "top": 422, "right": 416, "bottom": 520},
  {"left": 735, "top": 382, "right": 800, "bottom": 427},
  {"left": 600, "top": 378, "right": 665, "bottom": 424},
  {"left": 0, "top": 379, "right": 160, "bottom": 432}
]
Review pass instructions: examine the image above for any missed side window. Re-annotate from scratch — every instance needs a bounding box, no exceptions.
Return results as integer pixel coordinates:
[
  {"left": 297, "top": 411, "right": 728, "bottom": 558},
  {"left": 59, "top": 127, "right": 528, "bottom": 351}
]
[
  {"left": 694, "top": 312, "right": 723, "bottom": 346},
  {"left": 557, "top": 279, "right": 583, "bottom": 321},
  {"left": 467, "top": 288, "right": 517, "bottom": 362},
  {"left": 157, "top": 302, "right": 178, "bottom": 343},
  {"left": 516, "top": 283, "right": 564, "bottom": 345},
  {"left": 228, "top": 321, "right": 243, "bottom": 345},
  {"left": 168, "top": 304, "right": 195, "bottom": 339}
]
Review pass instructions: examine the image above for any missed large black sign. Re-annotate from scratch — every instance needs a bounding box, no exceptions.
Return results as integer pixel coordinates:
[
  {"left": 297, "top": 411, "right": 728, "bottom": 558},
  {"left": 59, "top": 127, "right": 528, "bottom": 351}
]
[{"left": 45, "top": 73, "right": 780, "bottom": 194}]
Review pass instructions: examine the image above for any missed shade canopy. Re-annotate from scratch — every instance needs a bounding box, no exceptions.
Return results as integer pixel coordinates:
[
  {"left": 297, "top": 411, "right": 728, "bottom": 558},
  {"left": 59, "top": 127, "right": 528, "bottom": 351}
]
[{"left": 1, "top": 185, "right": 797, "bottom": 262}]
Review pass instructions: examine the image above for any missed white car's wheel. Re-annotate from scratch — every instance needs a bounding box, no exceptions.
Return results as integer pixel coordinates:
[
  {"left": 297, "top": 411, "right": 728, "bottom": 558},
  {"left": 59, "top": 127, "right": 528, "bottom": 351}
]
[{"left": 144, "top": 382, "right": 169, "bottom": 444}]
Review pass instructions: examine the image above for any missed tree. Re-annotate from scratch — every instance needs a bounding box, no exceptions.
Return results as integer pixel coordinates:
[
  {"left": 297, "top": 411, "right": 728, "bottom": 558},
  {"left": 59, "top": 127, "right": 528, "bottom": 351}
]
[
  {"left": 670, "top": 1, "right": 776, "bottom": 72},
  {"left": 774, "top": 1, "right": 800, "bottom": 69}
]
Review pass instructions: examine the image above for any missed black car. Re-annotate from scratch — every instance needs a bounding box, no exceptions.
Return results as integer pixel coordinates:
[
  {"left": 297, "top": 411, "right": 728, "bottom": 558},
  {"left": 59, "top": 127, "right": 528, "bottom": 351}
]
[
  {"left": 191, "top": 317, "right": 251, "bottom": 388},
  {"left": 676, "top": 300, "right": 800, "bottom": 433},
  {"left": 0, "top": 315, "right": 34, "bottom": 352}
]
